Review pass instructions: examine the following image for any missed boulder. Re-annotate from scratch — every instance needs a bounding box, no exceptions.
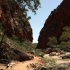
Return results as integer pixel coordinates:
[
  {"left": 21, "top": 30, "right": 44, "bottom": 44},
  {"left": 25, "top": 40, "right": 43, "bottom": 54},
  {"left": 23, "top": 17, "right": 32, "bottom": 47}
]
[
  {"left": 60, "top": 50, "right": 66, "bottom": 54},
  {"left": 45, "top": 48, "right": 52, "bottom": 54},
  {"left": 62, "top": 54, "right": 70, "bottom": 59},
  {"left": 49, "top": 52, "right": 56, "bottom": 56}
]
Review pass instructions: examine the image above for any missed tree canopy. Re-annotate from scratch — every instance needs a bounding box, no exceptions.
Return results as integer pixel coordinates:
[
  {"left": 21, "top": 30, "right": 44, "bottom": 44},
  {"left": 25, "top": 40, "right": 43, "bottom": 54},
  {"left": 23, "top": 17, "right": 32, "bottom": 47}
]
[
  {"left": 0, "top": 0, "right": 41, "bottom": 43},
  {"left": 47, "top": 37, "right": 58, "bottom": 47},
  {"left": 15, "top": 0, "right": 41, "bottom": 15},
  {"left": 60, "top": 26, "right": 70, "bottom": 41}
]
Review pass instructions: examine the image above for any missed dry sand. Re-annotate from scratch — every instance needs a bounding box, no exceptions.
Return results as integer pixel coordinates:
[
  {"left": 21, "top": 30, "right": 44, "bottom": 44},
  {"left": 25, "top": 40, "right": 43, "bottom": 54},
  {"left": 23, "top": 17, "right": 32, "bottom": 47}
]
[
  {"left": 0, "top": 56, "right": 42, "bottom": 70},
  {"left": 8, "top": 56, "right": 42, "bottom": 70},
  {"left": 0, "top": 53, "right": 70, "bottom": 70}
]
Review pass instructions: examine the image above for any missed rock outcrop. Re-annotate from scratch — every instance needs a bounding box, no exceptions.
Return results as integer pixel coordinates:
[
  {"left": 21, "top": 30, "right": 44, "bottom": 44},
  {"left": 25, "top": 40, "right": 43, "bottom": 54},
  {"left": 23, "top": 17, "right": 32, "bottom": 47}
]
[
  {"left": 0, "top": 0, "right": 33, "bottom": 42},
  {"left": 37, "top": 0, "right": 70, "bottom": 49}
]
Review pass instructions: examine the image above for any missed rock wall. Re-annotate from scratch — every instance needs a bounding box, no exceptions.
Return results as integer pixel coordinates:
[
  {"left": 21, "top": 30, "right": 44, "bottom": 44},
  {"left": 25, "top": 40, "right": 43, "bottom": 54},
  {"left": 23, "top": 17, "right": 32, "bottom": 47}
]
[
  {"left": 37, "top": 0, "right": 70, "bottom": 49},
  {"left": 0, "top": 0, "right": 33, "bottom": 42}
]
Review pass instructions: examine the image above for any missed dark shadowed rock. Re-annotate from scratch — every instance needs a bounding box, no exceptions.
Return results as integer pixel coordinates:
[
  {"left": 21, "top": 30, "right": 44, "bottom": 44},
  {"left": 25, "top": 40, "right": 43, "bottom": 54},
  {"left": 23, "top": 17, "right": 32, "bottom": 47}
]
[
  {"left": 60, "top": 50, "right": 66, "bottom": 54},
  {"left": 41, "top": 68, "right": 47, "bottom": 70},
  {"left": 45, "top": 48, "right": 52, "bottom": 54},
  {"left": 62, "top": 54, "right": 70, "bottom": 59},
  {"left": 37, "top": 0, "right": 70, "bottom": 49}
]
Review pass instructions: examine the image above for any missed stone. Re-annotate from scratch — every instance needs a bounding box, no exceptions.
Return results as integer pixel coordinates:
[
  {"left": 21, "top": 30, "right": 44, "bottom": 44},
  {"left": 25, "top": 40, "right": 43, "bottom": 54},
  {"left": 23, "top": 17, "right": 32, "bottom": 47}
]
[
  {"left": 45, "top": 48, "right": 52, "bottom": 54},
  {"left": 62, "top": 54, "right": 70, "bottom": 59},
  {"left": 60, "top": 50, "right": 66, "bottom": 54},
  {"left": 37, "top": 0, "right": 70, "bottom": 49},
  {"left": 49, "top": 52, "right": 56, "bottom": 56},
  {"left": 0, "top": 0, "right": 33, "bottom": 42}
]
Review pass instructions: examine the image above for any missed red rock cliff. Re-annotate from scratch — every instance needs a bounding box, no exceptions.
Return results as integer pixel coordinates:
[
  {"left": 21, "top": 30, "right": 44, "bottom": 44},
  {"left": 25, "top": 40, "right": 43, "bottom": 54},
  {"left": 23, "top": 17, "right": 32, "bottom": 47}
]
[
  {"left": 0, "top": 0, "right": 33, "bottom": 42},
  {"left": 37, "top": 0, "right": 70, "bottom": 49}
]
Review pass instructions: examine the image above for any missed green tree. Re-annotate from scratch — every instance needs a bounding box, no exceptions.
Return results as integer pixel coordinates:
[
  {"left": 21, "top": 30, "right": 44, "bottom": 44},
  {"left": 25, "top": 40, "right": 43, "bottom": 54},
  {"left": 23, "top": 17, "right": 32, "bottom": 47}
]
[
  {"left": 15, "top": 0, "right": 41, "bottom": 15},
  {"left": 59, "top": 26, "right": 70, "bottom": 51},
  {"left": 47, "top": 37, "right": 58, "bottom": 47},
  {"left": 60, "top": 26, "right": 70, "bottom": 41},
  {"left": 59, "top": 41, "right": 70, "bottom": 51}
]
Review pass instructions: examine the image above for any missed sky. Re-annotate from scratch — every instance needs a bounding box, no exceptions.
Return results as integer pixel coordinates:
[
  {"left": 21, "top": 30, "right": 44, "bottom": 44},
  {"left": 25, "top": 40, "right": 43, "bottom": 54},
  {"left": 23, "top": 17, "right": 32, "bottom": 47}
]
[{"left": 27, "top": 0, "right": 63, "bottom": 43}]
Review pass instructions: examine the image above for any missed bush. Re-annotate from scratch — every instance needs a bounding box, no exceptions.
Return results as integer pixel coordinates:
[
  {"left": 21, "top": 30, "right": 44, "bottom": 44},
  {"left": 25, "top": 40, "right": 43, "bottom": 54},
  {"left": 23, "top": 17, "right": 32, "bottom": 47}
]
[
  {"left": 58, "top": 41, "right": 70, "bottom": 52},
  {"left": 0, "top": 31, "right": 35, "bottom": 53},
  {"left": 35, "top": 49, "right": 45, "bottom": 57},
  {"left": 60, "top": 26, "right": 70, "bottom": 41},
  {"left": 32, "top": 43, "right": 38, "bottom": 48},
  {"left": 47, "top": 37, "right": 58, "bottom": 48},
  {"left": 6, "top": 37, "right": 34, "bottom": 53},
  {"left": 42, "top": 57, "right": 56, "bottom": 65}
]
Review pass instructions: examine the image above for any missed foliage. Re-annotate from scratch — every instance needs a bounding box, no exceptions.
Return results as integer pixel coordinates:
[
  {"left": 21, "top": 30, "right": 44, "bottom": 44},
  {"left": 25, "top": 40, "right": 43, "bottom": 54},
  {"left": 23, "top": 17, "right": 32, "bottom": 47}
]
[
  {"left": 0, "top": 0, "right": 41, "bottom": 44},
  {"left": 35, "top": 66, "right": 42, "bottom": 70},
  {"left": 0, "top": 31, "right": 34, "bottom": 53},
  {"left": 59, "top": 26, "right": 70, "bottom": 51},
  {"left": 48, "top": 37, "right": 58, "bottom": 47},
  {"left": 52, "top": 47, "right": 61, "bottom": 52},
  {"left": 32, "top": 43, "right": 38, "bottom": 48},
  {"left": 6, "top": 36, "right": 34, "bottom": 52},
  {"left": 36, "top": 66, "right": 68, "bottom": 70},
  {"left": 58, "top": 41, "right": 70, "bottom": 52},
  {"left": 0, "top": 33, "right": 7, "bottom": 42},
  {"left": 60, "top": 26, "right": 70, "bottom": 41},
  {"left": 35, "top": 49, "right": 45, "bottom": 56},
  {"left": 47, "top": 26, "right": 70, "bottom": 52},
  {"left": 15, "top": 0, "right": 41, "bottom": 15},
  {"left": 0, "top": 28, "right": 7, "bottom": 44},
  {"left": 0, "top": 22, "right": 6, "bottom": 42},
  {"left": 42, "top": 57, "right": 56, "bottom": 65}
]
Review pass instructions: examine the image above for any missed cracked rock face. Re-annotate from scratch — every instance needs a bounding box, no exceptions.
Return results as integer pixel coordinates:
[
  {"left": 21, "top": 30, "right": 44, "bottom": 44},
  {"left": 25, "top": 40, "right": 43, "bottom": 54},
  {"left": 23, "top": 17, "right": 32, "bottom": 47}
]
[
  {"left": 0, "top": 0, "right": 33, "bottom": 42},
  {"left": 37, "top": 0, "right": 70, "bottom": 49}
]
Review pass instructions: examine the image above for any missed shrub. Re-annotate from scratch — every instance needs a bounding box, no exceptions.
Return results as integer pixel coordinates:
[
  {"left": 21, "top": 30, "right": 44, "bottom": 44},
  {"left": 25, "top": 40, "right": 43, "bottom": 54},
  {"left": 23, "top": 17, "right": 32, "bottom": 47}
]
[
  {"left": 32, "top": 43, "right": 38, "bottom": 48},
  {"left": 6, "top": 36, "right": 34, "bottom": 53},
  {"left": 60, "top": 26, "right": 70, "bottom": 41},
  {"left": 58, "top": 41, "right": 70, "bottom": 52},
  {"left": 42, "top": 57, "right": 56, "bottom": 65},
  {"left": 35, "top": 49, "right": 45, "bottom": 57},
  {"left": 47, "top": 36, "right": 58, "bottom": 48}
]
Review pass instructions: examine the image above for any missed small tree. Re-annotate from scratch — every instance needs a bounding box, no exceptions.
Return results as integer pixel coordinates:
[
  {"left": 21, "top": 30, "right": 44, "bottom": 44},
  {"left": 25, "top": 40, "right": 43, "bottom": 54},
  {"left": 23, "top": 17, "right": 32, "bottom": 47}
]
[
  {"left": 60, "top": 26, "right": 70, "bottom": 41},
  {"left": 59, "top": 26, "right": 70, "bottom": 51},
  {"left": 59, "top": 41, "right": 70, "bottom": 51},
  {"left": 47, "top": 36, "right": 58, "bottom": 48}
]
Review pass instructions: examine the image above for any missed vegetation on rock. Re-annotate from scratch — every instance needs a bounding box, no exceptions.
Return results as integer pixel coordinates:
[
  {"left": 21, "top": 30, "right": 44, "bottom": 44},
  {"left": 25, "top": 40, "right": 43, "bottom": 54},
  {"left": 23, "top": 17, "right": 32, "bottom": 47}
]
[
  {"left": 0, "top": 0, "right": 41, "bottom": 63},
  {"left": 46, "top": 26, "right": 70, "bottom": 52}
]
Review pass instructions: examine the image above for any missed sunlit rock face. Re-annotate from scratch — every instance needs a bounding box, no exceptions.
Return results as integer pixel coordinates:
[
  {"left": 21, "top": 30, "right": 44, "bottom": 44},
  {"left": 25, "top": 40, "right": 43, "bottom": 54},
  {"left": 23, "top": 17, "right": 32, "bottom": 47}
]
[
  {"left": 0, "top": 0, "right": 33, "bottom": 42},
  {"left": 37, "top": 0, "right": 70, "bottom": 49}
]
